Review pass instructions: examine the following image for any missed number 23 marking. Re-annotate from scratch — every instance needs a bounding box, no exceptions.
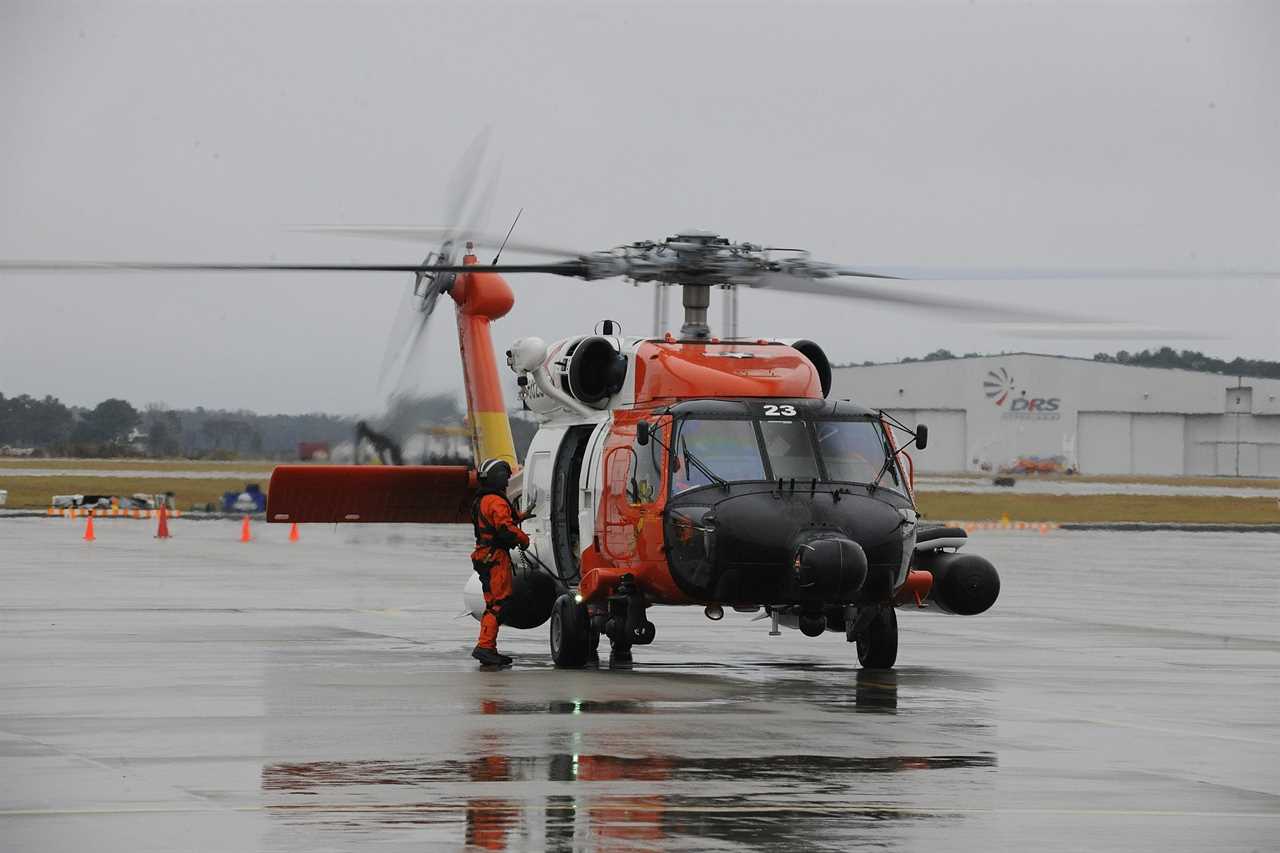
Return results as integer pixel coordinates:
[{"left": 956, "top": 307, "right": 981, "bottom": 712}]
[{"left": 763, "top": 404, "right": 797, "bottom": 417}]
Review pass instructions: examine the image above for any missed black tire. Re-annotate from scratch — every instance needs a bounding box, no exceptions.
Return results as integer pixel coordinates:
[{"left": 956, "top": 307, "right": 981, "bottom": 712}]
[
  {"left": 856, "top": 606, "right": 898, "bottom": 669},
  {"left": 550, "top": 593, "right": 590, "bottom": 668}
]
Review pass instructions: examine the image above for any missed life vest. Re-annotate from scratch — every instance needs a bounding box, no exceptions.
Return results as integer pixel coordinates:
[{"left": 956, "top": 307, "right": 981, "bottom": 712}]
[{"left": 471, "top": 489, "right": 521, "bottom": 550}]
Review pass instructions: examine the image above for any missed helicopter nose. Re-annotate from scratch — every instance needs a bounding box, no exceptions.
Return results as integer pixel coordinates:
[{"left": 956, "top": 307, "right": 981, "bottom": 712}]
[
  {"left": 791, "top": 535, "right": 868, "bottom": 603},
  {"left": 665, "top": 487, "right": 906, "bottom": 604}
]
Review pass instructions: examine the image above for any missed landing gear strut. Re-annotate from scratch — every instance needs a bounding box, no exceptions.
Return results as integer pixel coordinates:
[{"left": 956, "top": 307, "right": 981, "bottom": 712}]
[
  {"left": 600, "top": 574, "right": 655, "bottom": 668},
  {"left": 853, "top": 605, "right": 898, "bottom": 670}
]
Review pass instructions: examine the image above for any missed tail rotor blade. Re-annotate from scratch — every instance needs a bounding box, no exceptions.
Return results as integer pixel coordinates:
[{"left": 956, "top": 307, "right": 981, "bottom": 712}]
[{"left": 382, "top": 130, "right": 495, "bottom": 400}]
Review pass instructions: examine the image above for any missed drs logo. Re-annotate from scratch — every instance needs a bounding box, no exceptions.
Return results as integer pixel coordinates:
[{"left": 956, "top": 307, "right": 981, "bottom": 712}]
[
  {"left": 1008, "top": 397, "right": 1060, "bottom": 412},
  {"left": 985, "top": 368, "right": 1063, "bottom": 419}
]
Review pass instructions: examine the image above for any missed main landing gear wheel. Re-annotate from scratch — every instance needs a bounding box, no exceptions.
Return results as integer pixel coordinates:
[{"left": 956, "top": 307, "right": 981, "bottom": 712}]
[
  {"left": 550, "top": 593, "right": 591, "bottom": 668},
  {"left": 856, "top": 606, "right": 898, "bottom": 670}
]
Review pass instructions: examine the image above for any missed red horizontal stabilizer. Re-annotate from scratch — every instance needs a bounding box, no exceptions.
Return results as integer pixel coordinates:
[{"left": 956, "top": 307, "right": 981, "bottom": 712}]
[{"left": 266, "top": 465, "right": 476, "bottom": 524}]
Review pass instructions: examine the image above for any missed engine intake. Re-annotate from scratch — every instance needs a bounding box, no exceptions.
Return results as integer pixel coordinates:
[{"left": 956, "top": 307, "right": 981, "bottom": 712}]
[
  {"left": 566, "top": 336, "right": 628, "bottom": 405},
  {"left": 775, "top": 339, "right": 832, "bottom": 398}
]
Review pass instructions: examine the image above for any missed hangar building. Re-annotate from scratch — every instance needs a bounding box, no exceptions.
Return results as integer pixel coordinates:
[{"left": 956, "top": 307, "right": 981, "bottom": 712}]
[{"left": 828, "top": 354, "right": 1280, "bottom": 476}]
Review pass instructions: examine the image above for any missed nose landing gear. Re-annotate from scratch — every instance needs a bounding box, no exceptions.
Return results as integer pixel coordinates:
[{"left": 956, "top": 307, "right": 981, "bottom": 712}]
[
  {"left": 550, "top": 574, "right": 654, "bottom": 669},
  {"left": 851, "top": 605, "right": 898, "bottom": 669},
  {"left": 602, "top": 574, "right": 654, "bottom": 668}
]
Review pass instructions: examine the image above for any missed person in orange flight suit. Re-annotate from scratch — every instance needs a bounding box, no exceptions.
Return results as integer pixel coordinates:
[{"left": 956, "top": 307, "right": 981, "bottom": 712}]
[{"left": 470, "top": 459, "right": 530, "bottom": 667}]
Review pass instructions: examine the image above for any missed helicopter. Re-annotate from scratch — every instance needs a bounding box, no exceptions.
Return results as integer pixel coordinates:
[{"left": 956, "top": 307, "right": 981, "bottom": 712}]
[
  {"left": 7, "top": 225, "right": 1275, "bottom": 669},
  {"left": 248, "top": 228, "right": 1019, "bottom": 669}
]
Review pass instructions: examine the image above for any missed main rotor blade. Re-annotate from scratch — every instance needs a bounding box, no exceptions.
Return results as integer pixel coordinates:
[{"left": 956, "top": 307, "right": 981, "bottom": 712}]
[
  {"left": 0, "top": 260, "right": 590, "bottom": 276},
  {"left": 295, "top": 225, "right": 588, "bottom": 259},
  {"left": 742, "top": 271, "right": 1204, "bottom": 338},
  {"left": 831, "top": 265, "right": 1280, "bottom": 281},
  {"left": 990, "top": 323, "right": 1219, "bottom": 340},
  {"left": 744, "top": 271, "right": 1066, "bottom": 322}
]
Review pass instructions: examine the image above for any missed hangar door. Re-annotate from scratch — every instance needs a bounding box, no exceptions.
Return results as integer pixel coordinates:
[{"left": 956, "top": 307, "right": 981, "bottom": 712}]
[
  {"left": 1079, "top": 413, "right": 1187, "bottom": 475},
  {"left": 1078, "top": 412, "right": 1130, "bottom": 474},
  {"left": 1131, "top": 414, "right": 1184, "bottom": 476},
  {"left": 882, "top": 409, "right": 965, "bottom": 473}
]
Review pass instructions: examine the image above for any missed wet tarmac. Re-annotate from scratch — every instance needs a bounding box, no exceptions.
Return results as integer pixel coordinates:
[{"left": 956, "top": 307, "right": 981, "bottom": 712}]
[{"left": 2, "top": 517, "right": 1278, "bottom": 851}]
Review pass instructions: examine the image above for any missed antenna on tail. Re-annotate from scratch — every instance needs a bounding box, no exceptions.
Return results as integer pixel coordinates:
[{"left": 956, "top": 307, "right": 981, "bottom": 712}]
[{"left": 491, "top": 208, "right": 524, "bottom": 265}]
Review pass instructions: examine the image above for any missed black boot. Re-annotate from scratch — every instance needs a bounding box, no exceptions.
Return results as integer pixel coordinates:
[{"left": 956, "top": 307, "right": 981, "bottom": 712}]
[
  {"left": 496, "top": 651, "right": 513, "bottom": 665},
  {"left": 472, "top": 646, "right": 508, "bottom": 666}
]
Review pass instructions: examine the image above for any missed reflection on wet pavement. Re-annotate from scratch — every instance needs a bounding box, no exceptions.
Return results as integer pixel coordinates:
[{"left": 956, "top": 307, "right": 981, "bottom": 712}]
[
  {"left": 263, "top": 752, "right": 995, "bottom": 789},
  {"left": 264, "top": 751, "right": 996, "bottom": 849},
  {"left": 253, "top": 666, "right": 1002, "bottom": 850},
  {"left": 249, "top": 661, "right": 1004, "bottom": 849}
]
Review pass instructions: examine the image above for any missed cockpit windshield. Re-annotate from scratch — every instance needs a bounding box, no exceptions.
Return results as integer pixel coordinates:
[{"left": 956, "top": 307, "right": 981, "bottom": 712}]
[
  {"left": 671, "top": 416, "right": 900, "bottom": 495},
  {"left": 813, "top": 420, "right": 894, "bottom": 485},
  {"left": 672, "top": 418, "right": 765, "bottom": 493},
  {"left": 758, "top": 419, "right": 820, "bottom": 480}
]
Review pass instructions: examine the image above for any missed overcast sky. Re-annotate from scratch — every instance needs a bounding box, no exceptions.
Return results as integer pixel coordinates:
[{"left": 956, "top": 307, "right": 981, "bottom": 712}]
[{"left": 3, "top": 0, "right": 1277, "bottom": 415}]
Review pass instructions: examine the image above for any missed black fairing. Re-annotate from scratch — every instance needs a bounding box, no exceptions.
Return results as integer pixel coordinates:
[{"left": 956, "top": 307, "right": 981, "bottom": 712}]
[
  {"left": 503, "top": 564, "right": 559, "bottom": 629},
  {"left": 665, "top": 482, "right": 912, "bottom": 606}
]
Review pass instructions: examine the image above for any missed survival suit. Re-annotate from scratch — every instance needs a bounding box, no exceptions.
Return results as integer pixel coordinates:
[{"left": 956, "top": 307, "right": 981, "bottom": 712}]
[{"left": 470, "top": 488, "right": 530, "bottom": 651}]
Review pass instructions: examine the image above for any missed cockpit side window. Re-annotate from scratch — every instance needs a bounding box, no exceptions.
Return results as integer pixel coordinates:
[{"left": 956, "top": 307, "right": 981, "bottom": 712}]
[{"left": 627, "top": 423, "right": 665, "bottom": 505}]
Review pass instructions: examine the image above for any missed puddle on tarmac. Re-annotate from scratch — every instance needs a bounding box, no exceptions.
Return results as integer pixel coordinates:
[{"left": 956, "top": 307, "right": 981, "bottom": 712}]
[
  {"left": 263, "top": 750, "right": 995, "bottom": 850},
  {"left": 263, "top": 751, "right": 996, "bottom": 791}
]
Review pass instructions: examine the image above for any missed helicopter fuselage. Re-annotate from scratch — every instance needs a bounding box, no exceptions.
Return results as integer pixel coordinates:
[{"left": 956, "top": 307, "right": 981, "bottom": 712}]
[{"left": 512, "top": 335, "right": 923, "bottom": 617}]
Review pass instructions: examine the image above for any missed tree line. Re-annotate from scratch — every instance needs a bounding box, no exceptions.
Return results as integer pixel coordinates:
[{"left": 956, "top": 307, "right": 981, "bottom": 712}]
[
  {"left": 0, "top": 392, "right": 518, "bottom": 460},
  {"left": 855, "top": 347, "right": 1280, "bottom": 379},
  {"left": 1089, "top": 347, "right": 1280, "bottom": 379}
]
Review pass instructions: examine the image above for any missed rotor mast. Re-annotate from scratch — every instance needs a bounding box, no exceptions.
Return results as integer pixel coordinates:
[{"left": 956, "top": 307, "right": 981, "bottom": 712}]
[{"left": 680, "top": 284, "right": 713, "bottom": 340}]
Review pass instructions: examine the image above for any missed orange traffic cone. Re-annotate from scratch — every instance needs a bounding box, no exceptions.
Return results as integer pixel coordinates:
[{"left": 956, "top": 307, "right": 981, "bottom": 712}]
[
  {"left": 83, "top": 511, "right": 96, "bottom": 542},
  {"left": 240, "top": 515, "right": 252, "bottom": 542},
  {"left": 288, "top": 522, "right": 299, "bottom": 542},
  {"left": 155, "top": 504, "right": 171, "bottom": 539}
]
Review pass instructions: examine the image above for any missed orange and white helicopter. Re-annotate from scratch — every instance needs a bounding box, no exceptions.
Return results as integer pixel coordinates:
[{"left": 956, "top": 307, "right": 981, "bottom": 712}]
[
  {"left": 8, "top": 227, "right": 1270, "bottom": 669},
  {"left": 258, "top": 228, "right": 1016, "bottom": 669}
]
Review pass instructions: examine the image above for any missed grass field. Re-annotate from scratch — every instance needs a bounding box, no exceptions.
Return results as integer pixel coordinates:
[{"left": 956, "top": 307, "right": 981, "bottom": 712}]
[
  {"left": 916, "top": 492, "right": 1280, "bottom": 524},
  {"left": 4, "top": 461, "right": 1280, "bottom": 522},
  {"left": 0, "top": 476, "right": 254, "bottom": 509},
  {"left": 0, "top": 458, "right": 276, "bottom": 472},
  {"left": 922, "top": 471, "right": 1280, "bottom": 490}
]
